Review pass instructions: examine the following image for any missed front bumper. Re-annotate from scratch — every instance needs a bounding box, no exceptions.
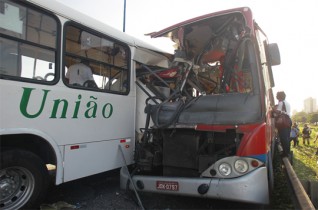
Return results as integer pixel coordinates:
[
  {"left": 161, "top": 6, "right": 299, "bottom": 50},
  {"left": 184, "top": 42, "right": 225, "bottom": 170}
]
[{"left": 120, "top": 167, "right": 269, "bottom": 204}]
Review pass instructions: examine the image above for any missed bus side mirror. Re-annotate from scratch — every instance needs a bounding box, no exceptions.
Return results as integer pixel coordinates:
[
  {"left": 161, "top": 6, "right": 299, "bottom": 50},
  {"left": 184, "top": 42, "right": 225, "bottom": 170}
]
[{"left": 268, "top": 43, "right": 280, "bottom": 66}]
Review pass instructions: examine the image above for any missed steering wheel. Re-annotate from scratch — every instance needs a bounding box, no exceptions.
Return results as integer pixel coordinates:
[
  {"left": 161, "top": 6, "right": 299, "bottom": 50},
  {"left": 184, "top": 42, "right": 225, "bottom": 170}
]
[
  {"left": 83, "top": 80, "right": 98, "bottom": 88},
  {"left": 33, "top": 76, "right": 44, "bottom": 80},
  {"left": 44, "top": 73, "right": 55, "bottom": 81}
]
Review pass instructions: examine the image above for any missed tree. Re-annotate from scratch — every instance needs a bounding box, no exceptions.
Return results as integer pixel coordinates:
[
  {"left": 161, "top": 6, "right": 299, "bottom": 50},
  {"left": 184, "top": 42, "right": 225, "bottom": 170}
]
[
  {"left": 308, "top": 112, "right": 318, "bottom": 124},
  {"left": 292, "top": 111, "right": 307, "bottom": 123}
]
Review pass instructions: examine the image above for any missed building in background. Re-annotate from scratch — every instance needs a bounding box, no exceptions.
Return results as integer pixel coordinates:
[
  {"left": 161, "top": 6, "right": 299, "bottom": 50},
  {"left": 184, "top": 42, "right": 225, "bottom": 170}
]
[{"left": 304, "top": 97, "right": 317, "bottom": 113}]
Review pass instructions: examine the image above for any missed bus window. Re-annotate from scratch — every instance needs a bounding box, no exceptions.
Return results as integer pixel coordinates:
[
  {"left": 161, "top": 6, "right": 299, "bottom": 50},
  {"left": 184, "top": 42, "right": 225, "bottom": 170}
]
[
  {"left": 0, "top": 0, "right": 57, "bottom": 82},
  {"left": 64, "top": 24, "right": 129, "bottom": 93}
]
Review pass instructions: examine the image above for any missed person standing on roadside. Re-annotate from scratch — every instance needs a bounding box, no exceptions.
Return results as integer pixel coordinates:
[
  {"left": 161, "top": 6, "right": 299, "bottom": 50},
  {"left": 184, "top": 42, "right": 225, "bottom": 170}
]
[
  {"left": 302, "top": 124, "right": 311, "bottom": 145},
  {"left": 290, "top": 123, "right": 299, "bottom": 147},
  {"left": 274, "top": 91, "right": 291, "bottom": 157}
]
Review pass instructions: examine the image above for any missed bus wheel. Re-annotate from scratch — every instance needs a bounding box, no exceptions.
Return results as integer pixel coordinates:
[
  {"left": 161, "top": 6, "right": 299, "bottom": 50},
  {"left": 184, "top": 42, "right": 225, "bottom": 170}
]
[{"left": 0, "top": 149, "right": 49, "bottom": 210}]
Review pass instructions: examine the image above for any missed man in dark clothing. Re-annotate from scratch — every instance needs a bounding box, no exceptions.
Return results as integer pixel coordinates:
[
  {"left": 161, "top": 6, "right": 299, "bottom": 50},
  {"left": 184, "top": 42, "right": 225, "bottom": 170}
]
[
  {"left": 302, "top": 124, "right": 311, "bottom": 145},
  {"left": 274, "top": 91, "right": 291, "bottom": 157}
]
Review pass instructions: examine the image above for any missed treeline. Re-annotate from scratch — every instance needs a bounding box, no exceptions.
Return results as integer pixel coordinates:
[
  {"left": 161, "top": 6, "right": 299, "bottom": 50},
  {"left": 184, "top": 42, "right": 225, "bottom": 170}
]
[{"left": 292, "top": 112, "right": 318, "bottom": 124}]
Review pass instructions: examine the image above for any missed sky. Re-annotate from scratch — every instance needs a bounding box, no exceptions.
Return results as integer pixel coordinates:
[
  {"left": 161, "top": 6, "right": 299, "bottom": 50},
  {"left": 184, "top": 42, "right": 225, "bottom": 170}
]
[{"left": 56, "top": 0, "right": 318, "bottom": 112}]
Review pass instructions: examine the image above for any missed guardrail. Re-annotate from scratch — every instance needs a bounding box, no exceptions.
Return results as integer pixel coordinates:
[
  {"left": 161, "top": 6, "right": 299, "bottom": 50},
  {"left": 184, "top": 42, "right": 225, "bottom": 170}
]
[
  {"left": 300, "top": 180, "right": 318, "bottom": 208},
  {"left": 277, "top": 142, "right": 316, "bottom": 209}
]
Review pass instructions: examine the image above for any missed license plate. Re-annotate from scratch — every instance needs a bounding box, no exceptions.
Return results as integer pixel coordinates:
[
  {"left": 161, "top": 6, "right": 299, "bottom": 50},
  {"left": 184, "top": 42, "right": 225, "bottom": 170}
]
[{"left": 156, "top": 181, "right": 179, "bottom": 191}]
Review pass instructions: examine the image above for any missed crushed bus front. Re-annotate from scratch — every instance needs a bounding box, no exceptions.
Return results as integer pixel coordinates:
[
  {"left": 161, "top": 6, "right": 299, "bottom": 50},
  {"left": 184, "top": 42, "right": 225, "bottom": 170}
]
[{"left": 121, "top": 7, "right": 280, "bottom": 205}]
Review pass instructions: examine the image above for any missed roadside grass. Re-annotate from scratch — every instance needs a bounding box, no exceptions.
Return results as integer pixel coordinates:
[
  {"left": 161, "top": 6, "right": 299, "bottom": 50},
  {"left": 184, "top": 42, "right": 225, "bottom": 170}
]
[
  {"left": 292, "top": 125, "right": 318, "bottom": 181},
  {"left": 271, "top": 148, "right": 294, "bottom": 210}
]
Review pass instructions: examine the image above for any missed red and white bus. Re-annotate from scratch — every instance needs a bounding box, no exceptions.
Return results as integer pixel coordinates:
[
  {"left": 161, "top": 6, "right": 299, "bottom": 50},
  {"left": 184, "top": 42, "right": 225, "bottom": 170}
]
[
  {"left": 0, "top": 0, "right": 170, "bottom": 209},
  {"left": 120, "top": 7, "right": 280, "bottom": 205}
]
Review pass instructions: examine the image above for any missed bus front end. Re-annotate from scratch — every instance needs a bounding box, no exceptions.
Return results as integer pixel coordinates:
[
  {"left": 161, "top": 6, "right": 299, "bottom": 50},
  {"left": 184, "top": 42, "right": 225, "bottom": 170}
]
[{"left": 121, "top": 7, "right": 280, "bottom": 205}]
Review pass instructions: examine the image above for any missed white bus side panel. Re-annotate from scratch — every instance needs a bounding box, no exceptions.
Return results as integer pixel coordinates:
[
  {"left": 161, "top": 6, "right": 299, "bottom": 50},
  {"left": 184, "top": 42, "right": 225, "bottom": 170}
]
[
  {"left": 1, "top": 81, "right": 135, "bottom": 142},
  {"left": 63, "top": 139, "right": 133, "bottom": 182},
  {"left": 1, "top": 80, "right": 136, "bottom": 182}
]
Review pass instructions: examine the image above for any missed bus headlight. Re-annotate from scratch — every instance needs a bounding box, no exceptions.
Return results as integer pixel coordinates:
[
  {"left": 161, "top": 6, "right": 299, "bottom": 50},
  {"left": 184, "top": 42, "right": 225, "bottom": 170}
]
[
  {"left": 201, "top": 156, "right": 264, "bottom": 178},
  {"left": 234, "top": 159, "right": 249, "bottom": 173},
  {"left": 218, "top": 163, "right": 232, "bottom": 176}
]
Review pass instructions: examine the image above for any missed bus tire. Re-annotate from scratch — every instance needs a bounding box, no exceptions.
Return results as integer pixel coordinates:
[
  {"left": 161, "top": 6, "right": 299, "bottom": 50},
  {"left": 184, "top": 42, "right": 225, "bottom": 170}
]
[{"left": 0, "top": 149, "right": 49, "bottom": 210}]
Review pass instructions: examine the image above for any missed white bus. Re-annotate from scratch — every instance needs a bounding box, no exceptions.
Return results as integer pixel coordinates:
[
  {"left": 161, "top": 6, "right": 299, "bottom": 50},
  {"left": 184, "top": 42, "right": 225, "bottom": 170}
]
[{"left": 0, "top": 0, "right": 170, "bottom": 209}]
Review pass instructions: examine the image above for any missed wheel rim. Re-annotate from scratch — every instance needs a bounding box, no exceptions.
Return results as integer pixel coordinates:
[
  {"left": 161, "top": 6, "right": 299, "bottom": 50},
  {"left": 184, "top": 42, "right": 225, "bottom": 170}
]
[{"left": 0, "top": 167, "right": 35, "bottom": 210}]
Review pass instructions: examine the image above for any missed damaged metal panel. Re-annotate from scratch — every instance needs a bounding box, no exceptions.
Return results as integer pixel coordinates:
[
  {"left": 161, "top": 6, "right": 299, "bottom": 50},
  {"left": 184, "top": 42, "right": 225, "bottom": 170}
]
[
  {"left": 178, "top": 93, "right": 262, "bottom": 124},
  {"left": 149, "top": 93, "right": 262, "bottom": 127}
]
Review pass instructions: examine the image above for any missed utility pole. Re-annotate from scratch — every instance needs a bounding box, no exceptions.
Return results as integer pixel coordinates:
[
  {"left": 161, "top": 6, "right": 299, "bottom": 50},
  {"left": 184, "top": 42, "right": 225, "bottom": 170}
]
[{"left": 123, "top": 0, "right": 126, "bottom": 32}]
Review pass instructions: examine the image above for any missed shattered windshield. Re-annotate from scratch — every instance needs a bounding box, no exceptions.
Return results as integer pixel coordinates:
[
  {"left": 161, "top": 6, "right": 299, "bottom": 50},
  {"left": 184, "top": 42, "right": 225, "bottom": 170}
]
[
  {"left": 137, "top": 9, "right": 262, "bottom": 127},
  {"left": 138, "top": 10, "right": 259, "bottom": 101}
]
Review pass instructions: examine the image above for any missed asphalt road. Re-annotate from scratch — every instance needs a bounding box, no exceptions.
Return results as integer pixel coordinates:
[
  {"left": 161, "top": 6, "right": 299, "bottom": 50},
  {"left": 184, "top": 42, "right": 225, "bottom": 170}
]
[
  {"left": 43, "top": 169, "right": 138, "bottom": 209},
  {"left": 43, "top": 169, "right": 263, "bottom": 210}
]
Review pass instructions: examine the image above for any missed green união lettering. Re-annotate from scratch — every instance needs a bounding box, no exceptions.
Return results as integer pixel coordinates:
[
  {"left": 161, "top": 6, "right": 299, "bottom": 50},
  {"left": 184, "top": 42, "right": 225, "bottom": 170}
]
[
  {"left": 84, "top": 96, "right": 98, "bottom": 118},
  {"left": 102, "top": 103, "right": 113, "bottom": 118},
  {"left": 72, "top": 94, "right": 82, "bottom": 119},
  {"left": 20, "top": 87, "right": 50, "bottom": 118},
  {"left": 20, "top": 87, "right": 114, "bottom": 119},
  {"left": 50, "top": 99, "right": 68, "bottom": 118}
]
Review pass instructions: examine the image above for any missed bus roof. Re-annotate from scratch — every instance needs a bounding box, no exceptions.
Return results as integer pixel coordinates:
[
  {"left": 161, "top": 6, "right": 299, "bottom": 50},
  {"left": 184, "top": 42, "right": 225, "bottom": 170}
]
[
  {"left": 148, "top": 7, "right": 254, "bottom": 38},
  {"left": 27, "top": 0, "right": 168, "bottom": 54}
]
